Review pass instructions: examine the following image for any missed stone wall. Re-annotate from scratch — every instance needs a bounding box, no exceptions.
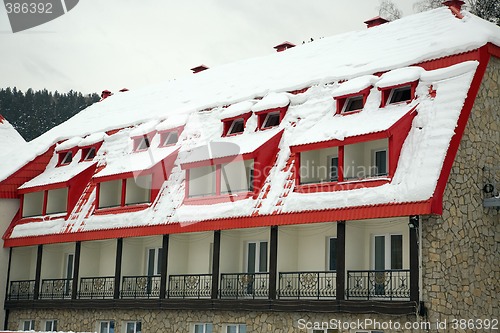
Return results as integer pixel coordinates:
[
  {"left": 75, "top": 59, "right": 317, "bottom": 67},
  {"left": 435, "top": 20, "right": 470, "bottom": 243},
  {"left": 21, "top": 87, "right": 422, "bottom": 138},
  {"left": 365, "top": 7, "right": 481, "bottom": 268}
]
[
  {"left": 8, "top": 308, "right": 421, "bottom": 333},
  {"left": 421, "top": 55, "right": 499, "bottom": 329}
]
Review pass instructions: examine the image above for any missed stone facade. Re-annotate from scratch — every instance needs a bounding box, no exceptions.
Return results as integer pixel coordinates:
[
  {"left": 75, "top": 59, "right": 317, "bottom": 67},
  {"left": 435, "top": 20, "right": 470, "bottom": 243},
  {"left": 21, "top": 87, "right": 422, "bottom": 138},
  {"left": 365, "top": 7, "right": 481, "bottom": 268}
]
[
  {"left": 421, "top": 56, "right": 500, "bottom": 329},
  {"left": 8, "top": 309, "right": 421, "bottom": 332}
]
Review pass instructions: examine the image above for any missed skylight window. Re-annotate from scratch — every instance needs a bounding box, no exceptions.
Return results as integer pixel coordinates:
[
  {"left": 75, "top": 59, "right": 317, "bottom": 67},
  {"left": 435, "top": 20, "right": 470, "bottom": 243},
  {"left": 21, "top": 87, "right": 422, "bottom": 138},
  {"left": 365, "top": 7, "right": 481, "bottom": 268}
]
[
  {"left": 388, "top": 85, "right": 412, "bottom": 104},
  {"left": 82, "top": 147, "right": 96, "bottom": 161},
  {"left": 228, "top": 118, "right": 245, "bottom": 135},
  {"left": 261, "top": 112, "right": 280, "bottom": 129},
  {"left": 161, "top": 131, "right": 178, "bottom": 147},
  {"left": 135, "top": 136, "right": 150, "bottom": 151},
  {"left": 59, "top": 151, "right": 73, "bottom": 165},
  {"left": 343, "top": 95, "right": 364, "bottom": 113}
]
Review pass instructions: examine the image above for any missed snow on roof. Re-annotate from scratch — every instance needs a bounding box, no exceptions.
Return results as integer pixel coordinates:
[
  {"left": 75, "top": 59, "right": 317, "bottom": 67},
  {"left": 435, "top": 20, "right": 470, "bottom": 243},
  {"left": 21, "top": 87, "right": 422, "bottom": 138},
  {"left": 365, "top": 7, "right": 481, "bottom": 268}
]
[
  {"left": 78, "top": 132, "right": 106, "bottom": 147},
  {"left": 332, "top": 75, "right": 378, "bottom": 97},
  {"left": 0, "top": 115, "right": 26, "bottom": 154},
  {"left": 56, "top": 136, "right": 82, "bottom": 151},
  {"left": 252, "top": 92, "right": 290, "bottom": 112},
  {"left": 219, "top": 101, "right": 256, "bottom": 119},
  {"left": 156, "top": 114, "right": 189, "bottom": 131},
  {"left": 4, "top": 8, "right": 500, "bottom": 239}
]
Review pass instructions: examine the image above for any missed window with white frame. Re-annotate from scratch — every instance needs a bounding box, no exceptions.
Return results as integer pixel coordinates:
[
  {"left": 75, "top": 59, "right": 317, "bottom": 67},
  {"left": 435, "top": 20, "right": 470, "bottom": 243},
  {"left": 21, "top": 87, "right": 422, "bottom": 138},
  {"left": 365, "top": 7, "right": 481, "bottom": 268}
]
[
  {"left": 44, "top": 319, "right": 58, "bottom": 331},
  {"left": 134, "top": 136, "right": 150, "bottom": 151},
  {"left": 188, "top": 165, "right": 216, "bottom": 197},
  {"left": 261, "top": 111, "right": 280, "bottom": 129},
  {"left": 146, "top": 248, "right": 162, "bottom": 276},
  {"left": 82, "top": 147, "right": 97, "bottom": 161},
  {"left": 221, "top": 160, "right": 254, "bottom": 193},
  {"left": 227, "top": 118, "right": 245, "bottom": 135},
  {"left": 387, "top": 85, "right": 412, "bottom": 104},
  {"left": 160, "top": 131, "right": 179, "bottom": 146},
  {"left": 225, "top": 324, "right": 246, "bottom": 333},
  {"left": 246, "top": 241, "right": 268, "bottom": 273},
  {"left": 193, "top": 323, "right": 213, "bottom": 333},
  {"left": 125, "top": 175, "right": 152, "bottom": 205},
  {"left": 98, "top": 179, "right": 122, "bottom": 208},
  {"left": 58, "top": 151, "right": 73, "bottom": 165},
  {"left": 20, "top": 320, "right": 35, "bottom": 331},
  {"left": 46, "top": 187, "right": 68, "bottom": 214},
  {"left": 372, "top": 149, "right": 388, "bottom": 177},
  {"left": 373, "top": 234, "right": 403, "bottom": 270},
  {"left": 98, "top": 320, "right": 115, "bottom": 333},
  {"left": 342, "top": 95, "right": 364, "bottom": 113},
  {"left": 124, "top": 321, "right": 142, "bottom": 333}
]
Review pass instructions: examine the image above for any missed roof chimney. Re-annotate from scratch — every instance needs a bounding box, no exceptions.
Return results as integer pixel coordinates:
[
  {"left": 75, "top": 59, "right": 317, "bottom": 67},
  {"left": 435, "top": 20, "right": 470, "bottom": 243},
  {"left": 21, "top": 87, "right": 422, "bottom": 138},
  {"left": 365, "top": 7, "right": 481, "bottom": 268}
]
[
  {"left": 364, "top": 16, "right": 389, "bottom": 28},
  {"left": 191, "top": 65, "right": 209, "bottom": 74},
  {"left": 119, "top": 88, "right": 129, "bottom": 92},
  {"left": 0, "top": 114, "right": 5, "bottom": 124},
  {"left": 443, "top": 0, "right": 465, "bottom": 18},
  {"left": 100, "top": 90, "right": 112, "bottom": 102},
  {"left": 273, "top": 41, "right": 296, "bottom": 52}
]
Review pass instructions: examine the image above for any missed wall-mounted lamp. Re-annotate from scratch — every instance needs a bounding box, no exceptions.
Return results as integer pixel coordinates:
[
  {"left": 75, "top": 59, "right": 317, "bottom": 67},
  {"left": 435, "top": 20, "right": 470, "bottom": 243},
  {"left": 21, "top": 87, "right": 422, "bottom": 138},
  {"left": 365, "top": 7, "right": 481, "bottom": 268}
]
[{"left": 409, "top": 216, "right": 419, "bottom": 229}]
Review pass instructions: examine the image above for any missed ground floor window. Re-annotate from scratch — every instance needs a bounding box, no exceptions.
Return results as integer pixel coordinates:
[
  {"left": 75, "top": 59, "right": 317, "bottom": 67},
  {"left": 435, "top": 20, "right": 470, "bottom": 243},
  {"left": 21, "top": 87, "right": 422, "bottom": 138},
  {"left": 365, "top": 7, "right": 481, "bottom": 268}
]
[
  {"left": 21, "top": 320, "right": 35, "bottom": 331},
  {"left": 125, "top": 321, "right": 142, "bottom": 333},
  {"left": 193, "top": 323, "right": 213, "bottom": 333},
  {"left": 225, "top": 324, "right": 246, "bottom": 333},
  {"left": 44, "top": 319, "right": 58, "bottom": 331},
  {"left": 99, "top": 320, "right": 115, "bottom": 333}
]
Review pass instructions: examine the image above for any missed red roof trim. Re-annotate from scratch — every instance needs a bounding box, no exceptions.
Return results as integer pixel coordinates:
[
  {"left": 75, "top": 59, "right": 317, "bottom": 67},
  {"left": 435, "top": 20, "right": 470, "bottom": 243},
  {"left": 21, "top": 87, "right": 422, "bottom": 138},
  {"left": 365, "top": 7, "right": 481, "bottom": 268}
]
[{"left": 3, "top": 200, "right": 433, "bottom": 247}]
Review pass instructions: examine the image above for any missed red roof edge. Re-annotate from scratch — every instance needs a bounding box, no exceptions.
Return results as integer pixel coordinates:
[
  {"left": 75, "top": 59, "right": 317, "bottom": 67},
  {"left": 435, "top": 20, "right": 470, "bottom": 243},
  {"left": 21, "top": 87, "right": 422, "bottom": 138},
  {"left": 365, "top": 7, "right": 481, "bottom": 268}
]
[{"left": 4, "top": 200, "right": 433, "bottom": 247}]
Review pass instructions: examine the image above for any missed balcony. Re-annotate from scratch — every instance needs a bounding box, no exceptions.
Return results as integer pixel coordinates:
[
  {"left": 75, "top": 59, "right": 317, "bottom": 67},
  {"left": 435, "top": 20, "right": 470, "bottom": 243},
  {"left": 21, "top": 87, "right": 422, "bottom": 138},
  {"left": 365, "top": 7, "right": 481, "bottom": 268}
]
[
  {"left": 121, "top": 275, "right": 161, "bottom": 299},
  {"left": 78, "top": 276, "right": 115, "bottom": 299},
  {"left": 278, "top": 271, "right": 336, "bottom": 299},
  {"left": 8, "top": 280, "right": 35, "bottom": 300},
  {"left": 220, "top": 273, "right": 269, "bottom": 299},
  {"left": 346, "top": 269, "right": 410, "bottom": 300},
  {"left": 40, "top": 278, "right": 72, "bottom": 299},
  {"left": 168, "top": 274, "right": 212, "bottom": 299}
]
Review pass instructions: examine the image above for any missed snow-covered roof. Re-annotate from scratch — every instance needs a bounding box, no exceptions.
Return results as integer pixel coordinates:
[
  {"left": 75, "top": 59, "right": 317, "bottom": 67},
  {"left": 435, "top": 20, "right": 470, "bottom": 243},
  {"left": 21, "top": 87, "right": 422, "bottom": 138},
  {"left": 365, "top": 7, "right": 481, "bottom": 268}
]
[
  {"left": 0, "top": 115, "right": 26, "bottom": 155},
  {"left": 3, "top": 7, "right": 500, "bottom": 240}
]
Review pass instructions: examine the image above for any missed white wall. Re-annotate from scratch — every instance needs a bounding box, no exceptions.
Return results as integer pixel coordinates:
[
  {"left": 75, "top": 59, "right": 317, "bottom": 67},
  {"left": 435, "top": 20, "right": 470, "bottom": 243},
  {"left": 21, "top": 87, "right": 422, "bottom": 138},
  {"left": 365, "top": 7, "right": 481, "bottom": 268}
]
[
  {"left": 300, "top": 147, "right": 338, "bottom": 183},
  {"left": 344, "top": 139, "right": 388, "bottom": 179},
  {"left": 40, "top": 243, "right": 74, "bottom": 279},
  {"left": 80, "top": 240, "right": 116, "bottom": 278},
  {"left": 168, "top": 235, "right": 189, "bottom": 275},
  {"left": 0, "top": 198, "right": 19, "bottom": 328},
  {"left": 98, "top": 180, "right": 122, "bottom": 208},
  {"left": 46, "top": 188, "right": 68, "bottom": 214},
  {"left": 122, "top": 236, "right": 162, "bottom": 276},
  {"left": 22, "top": 191, "right": 43, "bottom": 217},
  {"left": 188, "top": 166, "right": 216, "bottom": 197},
  {"left": 296, "top": 223, "right": 337, "bottom": 271},
  {"left": 186, "top": 232, "right": 212, "bottom": 274},
  {"left": 220, "top": 227, "right": 269, "bottom": 273}
]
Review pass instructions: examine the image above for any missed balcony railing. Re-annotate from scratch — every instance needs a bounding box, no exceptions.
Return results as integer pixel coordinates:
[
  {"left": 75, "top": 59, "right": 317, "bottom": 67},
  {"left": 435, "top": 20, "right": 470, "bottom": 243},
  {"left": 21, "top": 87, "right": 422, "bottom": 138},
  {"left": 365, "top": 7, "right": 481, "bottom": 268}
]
[
  {"left": 278, "top": 271, "right": 336, "bottom": 299},
  {"left": 346, "top": 269, "right": 410, "bottom": 300},
  {"left": 220, "top": 273, "right": 269, "bottom": 299},
  {"left": 168, "top": 274, "right": 212, "bottom": 299},
  {"left": 40, "top": 278, "right": 73, "bottom": 299},
  {"left": 121, "top": 275, "right": 161, "bottom": 299},
  {"left": 8, "top": 280, "right": 36, "bottom": 300},
  {"left": 78, "top": 276, "right": 115, "bottom": 299}
]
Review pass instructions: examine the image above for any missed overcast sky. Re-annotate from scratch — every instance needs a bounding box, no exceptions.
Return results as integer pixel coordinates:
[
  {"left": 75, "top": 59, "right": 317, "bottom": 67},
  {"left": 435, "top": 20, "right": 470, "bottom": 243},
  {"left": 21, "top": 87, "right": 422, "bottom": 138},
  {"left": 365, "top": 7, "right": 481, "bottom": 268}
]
[{"left": 0, "top": 0, "right": 420, "bottom": 94}]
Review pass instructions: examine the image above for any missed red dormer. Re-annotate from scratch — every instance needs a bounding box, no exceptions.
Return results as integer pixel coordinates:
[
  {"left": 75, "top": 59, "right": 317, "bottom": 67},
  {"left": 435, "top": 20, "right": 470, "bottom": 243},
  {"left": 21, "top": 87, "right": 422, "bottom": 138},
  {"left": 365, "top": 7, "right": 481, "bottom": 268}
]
[
  {"left": 222, "top": 112, "right": 252, "bottom": 137},
  {"left": 158, "top": 126, "right": 183, "bottom": 147},
  {"left": 80, "top": 142, "right": 103, "bottom": 162},
  {"left": 335, "top": 87, "right": 371, "bottom": 115},
  {"left": 132, "top": 131, "right": 155, "bottom": 152},
  {"left": 57, "top": 146, "right": 80, "bottom": 167},
  {"left": 256, "top": 105, "right": 288, "bottom": 130},
  {"left": 364, "top": 16, "right": 389, "bottom": 28},
  {"left": 379, "top": 81, "right": 418, "bottom": 108},
  {"left": 191, "top": 65, "right": 209, "bottom": 74},
  {"left": 273, "top": 41, "right": 296, "bottom": 52}
]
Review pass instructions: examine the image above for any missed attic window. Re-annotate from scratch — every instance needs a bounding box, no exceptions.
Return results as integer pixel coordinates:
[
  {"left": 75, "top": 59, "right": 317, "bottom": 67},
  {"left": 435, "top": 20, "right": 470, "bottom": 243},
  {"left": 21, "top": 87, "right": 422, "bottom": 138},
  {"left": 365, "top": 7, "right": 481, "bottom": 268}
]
[
  {"left": 261, "top": 112, "right": 280, "bottom": 129},
  {"left": 134, "top": 136, "right": 150, "bottom": 151},
  {"left": 58, "top": 151, "right": 73, "bottom": 166},
  {"left": 343, "top": 96, "right": 364, "bottom": 113},
  {"left": 228, "top": 118, "right": 245, "bottom": 135},
  {"left": 82, "top": 147, "right": 96, "bottom": 161},
  {"left": 160, "top": 131, "right": 178, "bottom": 147},
  {"left": 388, "top": 86, "right": 412, "bottom": 104}
]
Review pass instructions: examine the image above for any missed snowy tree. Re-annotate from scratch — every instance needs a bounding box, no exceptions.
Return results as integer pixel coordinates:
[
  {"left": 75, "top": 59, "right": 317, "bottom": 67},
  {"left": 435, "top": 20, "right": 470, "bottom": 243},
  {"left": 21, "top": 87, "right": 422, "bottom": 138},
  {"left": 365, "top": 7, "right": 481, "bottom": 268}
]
[
  {"left": 414, "top": 0, "right": 499, "bottom": 25},
  {"left": 378, "top": 0, "right": 402, "bottom": 21}
]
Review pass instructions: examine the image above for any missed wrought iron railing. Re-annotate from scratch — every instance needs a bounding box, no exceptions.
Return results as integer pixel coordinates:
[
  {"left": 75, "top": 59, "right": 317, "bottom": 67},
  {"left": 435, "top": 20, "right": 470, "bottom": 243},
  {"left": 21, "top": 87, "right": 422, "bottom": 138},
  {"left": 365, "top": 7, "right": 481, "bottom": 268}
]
[
  {"left": 40, "top": 278, "right": 73, "bottom": 299},
  {"left": 278, "top": 271, "right": 336, "bottom": 299},
  {"left": 346, "top": 269, "right": 410, "bottom": 300},
  {"left": 8, "top": 280, "right": 36, "bottom": 300},
  {"left": 219, "top": 273, "right": 269, "bottom": 299},
  {"left": 121, "top": 275, "right": 161, "bottom": 299},
  {"left": 168, "top": 274, "right": 212, "bottom": 299},
  {"left": 78, "top": 276, "right": 115, "bottom": 299}
]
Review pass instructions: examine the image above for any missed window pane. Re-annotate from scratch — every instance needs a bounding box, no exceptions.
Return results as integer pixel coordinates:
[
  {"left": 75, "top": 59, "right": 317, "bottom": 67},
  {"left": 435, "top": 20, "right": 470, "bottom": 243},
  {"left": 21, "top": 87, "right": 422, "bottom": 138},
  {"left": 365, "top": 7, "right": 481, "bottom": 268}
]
[
  {"left": 344, "top": 96, "right": 364, "bottom": 112},
  {"left": 125, "top": 176, "right": 151, "bottom": 205},
  {"left": 374, "top": 236, "right": 385, "bottom": 270},
  {"left": 374, "top": 150, "right": 387, "bottom": 176},
  {"left": 389, "top": 86, "right": 412, "bottom": 104},
  {"left": 329, "top": 238, "right": 337, "bottom": 271},
  {"left": 247, "top": 243, "right": 256, "bottom": 273},
  {"left": 299, "top": 147, "right": 338, "bottom": 184},
  {"left": 221, "top": 160, "right": 254, "bottom": 193},
  {"left": 259, "top": 242, "right": 267, "bottom": 273},
  {"left": 100, "top": 321, "right": 109, "bottom": 333},
  {"left": 109, "top": 320, "right": 115, "bottom": 333},
  {"left": 163, "top": 132, "right": 178, "bottom": 145},
  {"left": 238, "top": 324, "right": 246, "bottom": 333},
  {"left": 194, "top": 324, "right": 203, "bottom": 333},
  {"left": 189, "top": 165, "right": 216, "bottom": 197},
  {"left": 226, "top": 325, "right": 237, "bottom": 333},
  {"left": 136, "top": 322, "right": 142, "bottom": 333},
  {"left": 98, "top": 180, "right": 122, "bottom": 208},
  {"left": 262, "top": 112, "right": 280, "bottom": 128},
  {"left": 157, "top": 248, "right": 163, "bottom": 275},
  {"left": 391, "top": 235, "right": 403, "bottom": 269},
  {"left": 46, "top": 187, "right": 68, "bottom": 214},
  {"left": 22, "top": 191, "right": 44, "bottom": 217},
  {"left": 206, "top": 324, "right": 213, "bottom": 333},
  {"left": 228, "top": 119, "right": 245, "bottom": 135},
  {"left": 147, "top": 249, "right": 155, "bottom": 276},
  {"left": 126, "top": 322, "right": 135, "bottom": 333},
  {"left": 330, "top": 157, "right": 338, "bottom": 181}
]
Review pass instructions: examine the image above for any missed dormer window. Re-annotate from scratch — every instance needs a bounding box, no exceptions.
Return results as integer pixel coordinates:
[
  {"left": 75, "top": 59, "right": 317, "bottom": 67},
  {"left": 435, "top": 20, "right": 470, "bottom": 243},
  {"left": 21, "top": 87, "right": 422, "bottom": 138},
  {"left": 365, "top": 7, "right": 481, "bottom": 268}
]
[
  {"left": 134, "top": 136, "right": 150, "bottom": 151},
  {"left": 343, "top": 95, "right": 364, "bottom": 113},
  {"left": 388, "top": 85, "right": 412, "bottom": 104},
  {"left": 228, "top": 118, "right": 245, "bottom": 135},
  {"left": 261, "top": 112, "right": 280, "bottom": 129},
  {"left": 380, "top": 82, "right": 417, "bottom": 107},
  {"left": 58, "top": 151, "right": 73, "bottom": 166},
  {"left": 160, "top": 131, "right": 178, "bottom": 147},
  {"left": 335, "top": 88, "right": 370, "bottom": 115},
  {"left": 82, "top": 147, "right": 96, "bottom": 161}
]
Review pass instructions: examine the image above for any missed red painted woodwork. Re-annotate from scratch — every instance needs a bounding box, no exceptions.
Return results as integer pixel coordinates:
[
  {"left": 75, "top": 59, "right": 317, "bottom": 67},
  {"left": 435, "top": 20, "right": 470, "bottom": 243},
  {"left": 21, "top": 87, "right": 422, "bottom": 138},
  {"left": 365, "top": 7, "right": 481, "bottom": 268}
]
[
  {"left": 256, "top": 105, "right": 289, "bottom": 130},
  {"left": 221, "top": 112, "right": 252, "bottom": 137},
  {"left": 364, "top": 16, "right": 389, "bottom": 28},
  {"left": 379, "top": 81, "right": 418, "bottom": 108},
  {"left": 158, "top": 125, "right": 184, "bottom": 147},
  {"left": 335, "top": 87, "right": 372, "bottom": 115},
  {"left": 273, "top": 42, "right": 295, "bottom": 52}
]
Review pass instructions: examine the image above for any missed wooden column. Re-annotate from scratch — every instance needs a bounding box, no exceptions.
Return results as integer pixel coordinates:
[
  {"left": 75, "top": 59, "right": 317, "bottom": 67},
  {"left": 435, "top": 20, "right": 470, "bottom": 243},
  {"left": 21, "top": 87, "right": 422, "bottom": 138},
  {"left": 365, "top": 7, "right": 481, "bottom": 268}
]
[
  {"left": 409, "top": 215, "right": 420, "bottom": 302},
  {"left": 33, "top": 244, "right": 43, "bottom": 300},
  {"left": 159, "top": 234, "right": 169, "bottom": 299},
  {"left": 269, "top": 226, "right": 278, "bottom": 300},
  {"left": 113, "top": 238, "right": 123, "bottom": 299},
  {"left": 71, "top": 242, "right": 81, "bottom": 299},
  {"left": 336, "top": 221, "right": 346, "bottom": 300},
  {"left": 211, "top": 230, "right": 221, "bottom": 299}
]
